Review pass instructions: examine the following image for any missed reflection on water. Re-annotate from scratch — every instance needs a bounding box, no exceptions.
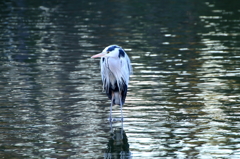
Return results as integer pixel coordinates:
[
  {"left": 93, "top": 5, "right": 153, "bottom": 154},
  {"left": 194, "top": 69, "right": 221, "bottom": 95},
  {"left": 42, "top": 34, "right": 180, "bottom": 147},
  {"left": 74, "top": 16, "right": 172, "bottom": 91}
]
[
  {"left": 104, "top": 128, "right": 131, "bottom": 159},
  {"left": 1, "top": 0, "right": 240, "bottom": 158}
]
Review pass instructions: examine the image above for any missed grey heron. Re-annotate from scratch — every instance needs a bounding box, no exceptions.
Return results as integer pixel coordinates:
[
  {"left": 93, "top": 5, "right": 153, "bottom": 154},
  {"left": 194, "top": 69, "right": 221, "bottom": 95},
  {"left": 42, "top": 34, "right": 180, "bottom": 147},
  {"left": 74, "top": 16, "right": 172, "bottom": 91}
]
[{"left": 91, "top": 45, "right": 132, "bottom": 122}]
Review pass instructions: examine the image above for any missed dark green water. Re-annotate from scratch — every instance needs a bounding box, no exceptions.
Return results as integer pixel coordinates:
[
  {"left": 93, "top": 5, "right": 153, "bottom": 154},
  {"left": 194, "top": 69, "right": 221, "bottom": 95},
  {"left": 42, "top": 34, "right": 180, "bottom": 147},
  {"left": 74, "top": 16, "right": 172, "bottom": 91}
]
[{"left": 1, "top": 0, "right": 240, "bottom": 158}]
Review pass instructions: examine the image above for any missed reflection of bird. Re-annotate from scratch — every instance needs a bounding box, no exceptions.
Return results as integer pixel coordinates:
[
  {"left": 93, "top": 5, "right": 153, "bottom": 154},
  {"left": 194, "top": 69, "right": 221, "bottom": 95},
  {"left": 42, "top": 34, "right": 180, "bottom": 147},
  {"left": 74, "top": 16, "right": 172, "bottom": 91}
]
[
  {"left": 91, "top": 45, "right": 132, "bottom": 121},
  {"left": 104, "top": 128, "right": 131, "bottom": 158}
]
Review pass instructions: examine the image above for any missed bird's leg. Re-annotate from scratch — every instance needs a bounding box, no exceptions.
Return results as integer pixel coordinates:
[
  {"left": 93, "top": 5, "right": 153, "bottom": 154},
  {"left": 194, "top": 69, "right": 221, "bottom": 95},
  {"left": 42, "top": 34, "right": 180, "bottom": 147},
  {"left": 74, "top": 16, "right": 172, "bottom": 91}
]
[
  {"left": 120, "top": 98, "right": 123, "bottom": 122},
  {"left": 119, "top": 92, "right": 124, "bottom": 139}
]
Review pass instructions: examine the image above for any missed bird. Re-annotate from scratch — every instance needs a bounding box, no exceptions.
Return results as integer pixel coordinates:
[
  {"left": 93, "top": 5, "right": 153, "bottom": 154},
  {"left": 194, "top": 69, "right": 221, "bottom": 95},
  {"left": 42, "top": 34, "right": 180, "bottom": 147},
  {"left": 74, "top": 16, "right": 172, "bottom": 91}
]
[{"left": 91, "top": 45, "right": 132, "bottom": 122}]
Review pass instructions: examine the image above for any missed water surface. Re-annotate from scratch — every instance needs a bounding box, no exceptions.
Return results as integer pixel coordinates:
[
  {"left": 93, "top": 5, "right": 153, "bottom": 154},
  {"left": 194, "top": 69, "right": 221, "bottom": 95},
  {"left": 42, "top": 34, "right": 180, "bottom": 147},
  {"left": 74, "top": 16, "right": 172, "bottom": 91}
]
[{"left": 0, "top": 0, "right": 240, "bottom": 158}]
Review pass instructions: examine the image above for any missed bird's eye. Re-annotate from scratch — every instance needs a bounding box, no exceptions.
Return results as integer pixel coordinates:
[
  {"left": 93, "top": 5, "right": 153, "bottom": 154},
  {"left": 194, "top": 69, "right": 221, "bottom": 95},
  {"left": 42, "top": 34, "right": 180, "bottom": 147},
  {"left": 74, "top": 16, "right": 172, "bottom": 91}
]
[{"left": 107, "top": 51, "right": 110, "bottom": 53}]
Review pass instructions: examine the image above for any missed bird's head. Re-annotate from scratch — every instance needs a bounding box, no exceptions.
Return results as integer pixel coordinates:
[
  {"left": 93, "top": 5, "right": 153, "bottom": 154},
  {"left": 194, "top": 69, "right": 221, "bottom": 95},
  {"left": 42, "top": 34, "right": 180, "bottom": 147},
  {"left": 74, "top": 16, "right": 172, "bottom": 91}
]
[{"left": 91, "top": 45, "right": 125, "bottom": 58}]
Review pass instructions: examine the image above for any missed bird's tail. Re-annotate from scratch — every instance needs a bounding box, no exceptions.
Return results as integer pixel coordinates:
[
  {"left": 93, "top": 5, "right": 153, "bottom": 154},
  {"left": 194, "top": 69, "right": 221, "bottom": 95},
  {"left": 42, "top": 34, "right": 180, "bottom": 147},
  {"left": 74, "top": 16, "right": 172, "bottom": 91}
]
[{"left": 113, "top": 92, "right": 122, "bottom": 105}]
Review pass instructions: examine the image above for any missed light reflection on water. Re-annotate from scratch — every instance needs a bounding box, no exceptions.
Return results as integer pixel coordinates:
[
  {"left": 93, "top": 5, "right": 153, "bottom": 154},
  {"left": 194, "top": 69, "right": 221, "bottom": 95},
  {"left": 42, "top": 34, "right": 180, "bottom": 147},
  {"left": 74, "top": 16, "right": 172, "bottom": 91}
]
[{"left": 1, "top": 0, "right": 240, "bottom": 158}]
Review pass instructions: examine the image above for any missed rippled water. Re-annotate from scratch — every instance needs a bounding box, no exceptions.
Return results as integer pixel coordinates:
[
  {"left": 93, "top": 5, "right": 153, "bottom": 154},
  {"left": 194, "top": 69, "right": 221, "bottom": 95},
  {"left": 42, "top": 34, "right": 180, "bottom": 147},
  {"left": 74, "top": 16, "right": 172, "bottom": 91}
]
[{"left": 1, "top": 0, "right": 240, "bottom": 158}]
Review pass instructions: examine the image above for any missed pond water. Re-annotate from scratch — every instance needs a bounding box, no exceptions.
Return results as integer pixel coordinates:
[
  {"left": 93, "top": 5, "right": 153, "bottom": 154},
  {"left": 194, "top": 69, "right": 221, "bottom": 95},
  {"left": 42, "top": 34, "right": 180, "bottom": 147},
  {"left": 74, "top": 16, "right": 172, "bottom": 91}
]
[{"left": 1, "top": 0, "right": 240, "bottom": 158}]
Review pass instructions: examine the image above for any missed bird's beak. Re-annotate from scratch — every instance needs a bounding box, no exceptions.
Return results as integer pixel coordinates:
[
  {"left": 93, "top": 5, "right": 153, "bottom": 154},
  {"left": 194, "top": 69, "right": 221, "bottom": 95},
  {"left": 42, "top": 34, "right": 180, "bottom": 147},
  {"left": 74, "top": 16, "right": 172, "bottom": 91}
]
[{"left": 91, "top": 52, "right": 105, "bottom": 58}]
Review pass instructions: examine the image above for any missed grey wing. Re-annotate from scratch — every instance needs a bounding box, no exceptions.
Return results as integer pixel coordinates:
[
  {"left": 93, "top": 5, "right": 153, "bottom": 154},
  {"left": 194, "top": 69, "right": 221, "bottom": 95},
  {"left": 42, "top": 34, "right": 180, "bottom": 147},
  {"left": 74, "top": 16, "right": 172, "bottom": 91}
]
[
  {"left": 118, "top": 54, "right": 132, "bottom": 104},
  {"left": 120, "top": 54, "right": 132, "bottom": 85}
]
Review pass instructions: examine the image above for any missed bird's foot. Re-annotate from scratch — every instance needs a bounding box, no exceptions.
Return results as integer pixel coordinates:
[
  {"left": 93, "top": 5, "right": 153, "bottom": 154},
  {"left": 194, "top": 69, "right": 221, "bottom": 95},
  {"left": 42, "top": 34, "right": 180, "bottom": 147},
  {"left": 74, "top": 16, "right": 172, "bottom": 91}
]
[
  {"left": 108, "top": 117, "right": 112, "bottom": 122},
  {"left": 108, "top": 117, "right": 124, "bottom": 122}
]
